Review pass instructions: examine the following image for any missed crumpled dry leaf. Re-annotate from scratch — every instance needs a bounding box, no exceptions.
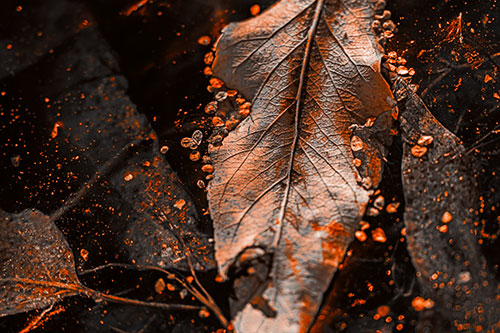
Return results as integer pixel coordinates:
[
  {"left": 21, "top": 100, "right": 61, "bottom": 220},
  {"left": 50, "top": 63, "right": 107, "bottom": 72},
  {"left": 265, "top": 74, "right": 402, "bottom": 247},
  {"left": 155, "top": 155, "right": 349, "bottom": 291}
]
[
  {"left": 396, "top": 79, "right": 500, "bottom": 331},
  {"left": 207, "top": 0, "right": 394, "bottom": 331},
  {"left": 0, "top": 209, "right": 83, "bottom": 317}
]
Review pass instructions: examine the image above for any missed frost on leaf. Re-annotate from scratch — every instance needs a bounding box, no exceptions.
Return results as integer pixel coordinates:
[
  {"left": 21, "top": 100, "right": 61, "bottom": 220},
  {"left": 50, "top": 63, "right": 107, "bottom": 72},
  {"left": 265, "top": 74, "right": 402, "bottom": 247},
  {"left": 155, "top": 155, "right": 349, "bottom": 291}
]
[
  {"left": 207, "top": 0, "right": 394, "bottom": 331},
  {"left": 0, "top": 209, "right": 82, "bottom": 317}
]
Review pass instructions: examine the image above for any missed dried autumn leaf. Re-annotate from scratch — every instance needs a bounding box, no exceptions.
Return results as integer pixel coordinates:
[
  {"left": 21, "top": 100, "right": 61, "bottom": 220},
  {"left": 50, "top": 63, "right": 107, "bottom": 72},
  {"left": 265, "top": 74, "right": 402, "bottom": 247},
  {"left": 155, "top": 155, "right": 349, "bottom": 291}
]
[
  {"left": 0, "top": 209, "right": 202, "bottom": 319},
  {"left": 208, "top": 0, "right": 394, "bottom": 331},
  {"left": 396, "top": 79, "right": 499, "bottom": 330},
  {"left": 0, "top": 209, "right": 83, "bottom": 317}
]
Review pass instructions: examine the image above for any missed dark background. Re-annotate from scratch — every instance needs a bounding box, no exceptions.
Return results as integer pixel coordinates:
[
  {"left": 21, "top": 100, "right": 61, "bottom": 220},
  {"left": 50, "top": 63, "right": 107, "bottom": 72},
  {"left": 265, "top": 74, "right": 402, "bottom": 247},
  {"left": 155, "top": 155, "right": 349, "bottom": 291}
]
[{"left": 0, "top": 0, "right": 498, "bottom": 331}]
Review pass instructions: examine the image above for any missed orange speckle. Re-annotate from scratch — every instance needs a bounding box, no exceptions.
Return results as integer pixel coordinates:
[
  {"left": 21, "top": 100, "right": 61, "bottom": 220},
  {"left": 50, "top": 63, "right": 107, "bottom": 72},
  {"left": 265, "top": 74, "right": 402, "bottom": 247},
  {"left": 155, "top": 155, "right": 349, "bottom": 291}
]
[
  {"left": 197, "top": 35, "right": 211, "bottom": 46},
  {"left": 411, "top": 145, "right": 428, "bottom": 157},
  {"left": 355, "top": 230, "right": 367, "bottom": 242},
  {"left": 201, "top": 164, "right": 214, "bottom": 173},
  {"left": 174, "top": 199, "right": 186, "bottom": 210},
  {"left": 484, "top": 74, "right": 493, "bottom": 83},
  {"left": 411, "top": 296, "right": 434, "bottom": 311},
  {"left": 250, "top": 4, "right": 261, "bottom": 16},
  {"left": 50, "top": 121, "right": 64, "bottom": 138},
  {"left": 377, "top": 305, "right": 390, "bottom": 317},
  {"left": 186, "top": 276, "right": 194, "bottom": 284},
  {"left": 121, "top": 0, "right": 148, "bottom": 16},
  {"left": 155, "top": 278, "right": 166, "bottom": 294},
  {"left": 80, "top": 248, "right": 89, "bottom": 261},
  {"left": 441, "top": 211, "right": 452, "bottom": 223},
  {"left": 123, "top": 172, "right": 134, "bottom": 182},
  {"left": 199, "top": 309, "right": 210, "bottom": 318},
  {"left": 386, "top": 202, "right": 400, "bottom": 214},
  {"left": 417, "top": 135, "right": 434, "bottom": 146},
  {"left": 203, "top": 66, "right": 213, "bottom": 76},
  {"left": 372, "top": 228, "right": 387, "bottom": 243},
  {"left": 438, "top": 224, "right": 448, "bottom": 233},
  {"left": 209, "top": 77, "right": 223, "bottom": 89},
  {"left": 360, "top": 221, "right": 370, "bottom": 230},
  {"left": 204, "top": 52, "right": 214, "bottom": 65},
  {"left": 6, "top": 44, "right": 12, "bottom": 50}
]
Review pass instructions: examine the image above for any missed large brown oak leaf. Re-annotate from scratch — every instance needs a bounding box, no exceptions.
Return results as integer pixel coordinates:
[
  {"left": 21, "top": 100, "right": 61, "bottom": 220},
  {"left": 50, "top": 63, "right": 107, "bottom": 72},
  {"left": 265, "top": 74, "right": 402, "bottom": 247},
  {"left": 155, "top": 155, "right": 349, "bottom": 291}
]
[{"left": 207, "top": 0, "right": 394, "bottom": 331}]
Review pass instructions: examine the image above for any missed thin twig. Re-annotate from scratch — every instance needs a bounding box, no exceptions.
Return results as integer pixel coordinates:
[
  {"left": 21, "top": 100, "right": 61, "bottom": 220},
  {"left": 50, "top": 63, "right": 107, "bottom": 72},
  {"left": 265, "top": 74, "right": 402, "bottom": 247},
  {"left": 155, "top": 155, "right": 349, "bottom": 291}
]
[
  {"left": 420, "top": 68, "right": 451, "bottom": 98},
  {"left": 1, "top": 277, "right": 200, "bottom": 311},
  {"left": 79, "top": 261, "right": 229, "bottom": 328}
]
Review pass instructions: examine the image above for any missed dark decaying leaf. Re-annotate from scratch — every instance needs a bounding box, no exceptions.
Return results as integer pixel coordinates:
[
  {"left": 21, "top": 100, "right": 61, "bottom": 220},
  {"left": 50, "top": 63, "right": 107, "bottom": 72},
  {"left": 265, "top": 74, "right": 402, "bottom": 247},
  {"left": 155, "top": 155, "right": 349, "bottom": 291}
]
[
  {"left": 208, "top": 0, "right": 395, "bottom": 330},
  {"left": 0, "top": 209, "right": 83, "bottom": 317},
  {"left": 0, "top": 0, "right": 90, "bottom": 80},
  {"left": 35, "top": 22, "right": 214, "bottom": 271},
  {"left": 396, "top": 79, "right": 500, "bottom": 331}
]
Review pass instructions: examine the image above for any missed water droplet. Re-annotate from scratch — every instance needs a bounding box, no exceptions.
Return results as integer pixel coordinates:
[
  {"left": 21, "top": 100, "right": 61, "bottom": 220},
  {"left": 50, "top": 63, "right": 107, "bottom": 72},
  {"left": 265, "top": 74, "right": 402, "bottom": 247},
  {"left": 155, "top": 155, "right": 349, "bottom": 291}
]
[
  {"left": 174, "top": 199, "right": 186, "bottom": 210},
  {"left": 209, "top": 77, "right": 223, "bottom": 89},
  {"left": 250, "top": 4, "right": 261, "bottom": 16},
  {"left": 375, "top": 10, "right": 391, "bottom": 21},
  {"left": 202, "top": 164, "right": 214, "bottom": 173},
  {"left": 205, "top": 101, "right": 217, "bottom": 114},
  {"left": 411, "top": 145, "right": 427, "bottom": 157},
  {"left": 355, "top": 230, "right": 367, "bottom": 242},
  {"left": 396, "top": 66, "right": 409, "bottom": 75},
  {"left": 383, "top": 20, "right": 396, "bottom": 32},
  {"left": 373, "top": 195, "right": 385, "bottom": 210},
  {"left": 212, "top": 116, "right": 225, "bottom": 127},
  {"left": 197, "top": 179, "right": 206, "bottom": 189},
  {"left": 417, "top": 135, "right": 433, "bottom": 146},
  {"left": 199, "top": 309, "right": 210, "bottom": 318},
  {"left": 180, "top": 137, "right": 192, "bottom": 148},
  {"left": 203, "top": 66, "right": 213, "bottom": 76},
  {"left": 197, "top": 35, "right": 211, "bottom": 46},
  {"left": 458, "top": 271, "right": 471, "bottom": 284},
  {"left": 191, "top": 130, "right": 203, "bottom": 145},
  {"left": 204, "top": 52, "right": 214, "bottom": 65},
  {"left": 155, "top": 278, "right": 166, "bottom": 294},
  {"left": 80, "top": 248, "right": 89, "bottom": 261},
  {"left": 51, "top": 121, "right": 64, "bottom": 139},
  {"left": 372, "top": 228, "right": 387, "bottom": 243},
  {"left": 124, "top": 172, "right": 134, "bottom": 182},
  {"left": 366, "top": 207, "right": 380, "bottom": 217},
  {"left": 438, "top": 224, "right": 448, "bottom": 233},
  {"left": 190, "top": 150, "right": 201, "bottom": 161},
  {"left": 160, "top": 145, "right": 169, "bottom": 154},
  {"left": 386, "top": 202, "right": 400, "bottom": 213},
  {"left": 215, "top": 91, "right": 228, "bottom": 102},
  {"left": 441, "top": 211, "right": 452, "bottom": 223}
]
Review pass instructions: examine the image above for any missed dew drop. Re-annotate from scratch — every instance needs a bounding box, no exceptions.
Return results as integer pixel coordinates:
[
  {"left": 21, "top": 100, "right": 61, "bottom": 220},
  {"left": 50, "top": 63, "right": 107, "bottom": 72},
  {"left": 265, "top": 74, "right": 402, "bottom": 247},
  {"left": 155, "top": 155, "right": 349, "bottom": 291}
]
[{"left": 160, "top": 145, "right": 169, "bottom": 154}]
